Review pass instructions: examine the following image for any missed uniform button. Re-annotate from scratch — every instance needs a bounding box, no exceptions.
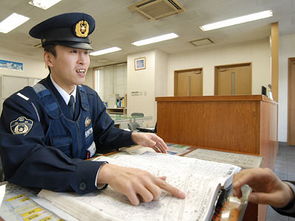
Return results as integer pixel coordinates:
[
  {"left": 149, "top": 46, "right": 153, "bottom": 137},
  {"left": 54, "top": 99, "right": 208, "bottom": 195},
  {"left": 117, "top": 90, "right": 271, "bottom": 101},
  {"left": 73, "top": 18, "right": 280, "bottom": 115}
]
[{"left": 79, "top": 182, "right": 87, "bottom": 191}]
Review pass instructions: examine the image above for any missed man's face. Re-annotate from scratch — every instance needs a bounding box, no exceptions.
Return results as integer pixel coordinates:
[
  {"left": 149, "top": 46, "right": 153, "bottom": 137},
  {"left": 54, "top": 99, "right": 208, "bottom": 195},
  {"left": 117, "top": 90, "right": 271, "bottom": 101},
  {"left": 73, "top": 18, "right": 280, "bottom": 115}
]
[{"left": 45, "top": 45, "right": 90, "bottom": 93}]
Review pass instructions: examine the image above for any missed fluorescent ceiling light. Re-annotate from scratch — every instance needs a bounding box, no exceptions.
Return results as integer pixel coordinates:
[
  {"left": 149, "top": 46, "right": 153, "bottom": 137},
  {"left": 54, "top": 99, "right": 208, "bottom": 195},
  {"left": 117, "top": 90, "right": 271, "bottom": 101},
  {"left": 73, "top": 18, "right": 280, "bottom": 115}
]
[
  {"left": 0, "top": 13, "right": 30, "bottom": 33},
  {"left": 28, "top": 0, "right": 62, "bottom": 10},
  {"left": 132, "top": 33, "right": 179, "bottom": 46},
  {"left": 90, "top": 47, "right": 122, "bottom": 56},
  {"left": 200, "top": 10, "right": 273, "bottom": 31}
]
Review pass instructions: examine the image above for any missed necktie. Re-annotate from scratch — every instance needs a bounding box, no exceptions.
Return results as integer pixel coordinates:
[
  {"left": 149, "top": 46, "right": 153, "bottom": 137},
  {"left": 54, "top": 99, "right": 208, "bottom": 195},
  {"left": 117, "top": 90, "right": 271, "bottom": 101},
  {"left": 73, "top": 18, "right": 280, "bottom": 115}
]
[{"left": 68, "top": 95, "right": 75, "bottom": 119}]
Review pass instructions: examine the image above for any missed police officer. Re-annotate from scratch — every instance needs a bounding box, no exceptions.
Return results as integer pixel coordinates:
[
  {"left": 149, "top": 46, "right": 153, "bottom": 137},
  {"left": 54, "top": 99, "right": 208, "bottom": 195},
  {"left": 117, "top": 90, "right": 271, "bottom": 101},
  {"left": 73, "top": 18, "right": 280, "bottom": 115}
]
[{"left": 0, "top": 12, "right": 185, "bottom": 206}]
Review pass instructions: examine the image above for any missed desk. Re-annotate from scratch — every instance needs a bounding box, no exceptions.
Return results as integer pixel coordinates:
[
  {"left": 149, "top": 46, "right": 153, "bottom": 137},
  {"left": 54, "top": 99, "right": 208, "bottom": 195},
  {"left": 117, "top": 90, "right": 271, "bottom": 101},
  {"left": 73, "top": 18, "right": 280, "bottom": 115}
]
[
  {"left": 0, "top": 146, "right": 250, "bottom": 221},
  {"left": 107, "top": 107, "right": 127, "bottom": 115},
  {"left": 109, "top": 114, "right": 153, "bottom": 129}
]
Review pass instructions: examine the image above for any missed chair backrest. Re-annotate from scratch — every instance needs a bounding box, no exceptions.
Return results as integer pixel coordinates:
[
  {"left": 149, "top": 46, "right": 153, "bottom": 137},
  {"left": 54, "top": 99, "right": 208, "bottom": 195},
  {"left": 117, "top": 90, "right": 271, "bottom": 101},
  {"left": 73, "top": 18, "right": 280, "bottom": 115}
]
[
  {"left": 128, "top": 121, "right": 141, "bottom": 131},
  {"left": 131, "top": 112, "right": 144, "bottom": 118},
  {"left": 136, "top": 122, "right": 157, "bottom": 133},
  {"left": 154, "top": 122, "right": 157, "bottom": 133}
]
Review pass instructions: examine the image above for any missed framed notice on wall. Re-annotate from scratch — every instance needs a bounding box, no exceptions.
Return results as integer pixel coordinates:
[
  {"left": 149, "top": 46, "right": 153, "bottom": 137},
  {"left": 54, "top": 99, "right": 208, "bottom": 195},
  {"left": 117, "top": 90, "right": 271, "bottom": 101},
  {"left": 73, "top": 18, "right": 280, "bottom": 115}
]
[
  {"left": 134, "top": 57, "right": 146, "bottom": 71},
  {"left": 0, "top": 59, "right": 23, "bottom": 71}
]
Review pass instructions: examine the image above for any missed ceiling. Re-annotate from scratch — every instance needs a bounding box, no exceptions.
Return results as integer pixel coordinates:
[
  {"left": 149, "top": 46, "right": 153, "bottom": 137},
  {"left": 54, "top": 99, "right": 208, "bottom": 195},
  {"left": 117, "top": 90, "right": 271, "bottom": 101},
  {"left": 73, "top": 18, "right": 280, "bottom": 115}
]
[{"left": 1, "top": 0, "right": 295, "bottom": 68}]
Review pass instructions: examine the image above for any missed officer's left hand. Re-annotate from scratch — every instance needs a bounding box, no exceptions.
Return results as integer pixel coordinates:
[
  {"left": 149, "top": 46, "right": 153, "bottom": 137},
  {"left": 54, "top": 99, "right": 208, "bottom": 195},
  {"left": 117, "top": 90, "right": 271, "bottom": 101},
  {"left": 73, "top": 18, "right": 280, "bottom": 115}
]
[{"left": 131, "top": 132, "right": 168, "bottom": 153}]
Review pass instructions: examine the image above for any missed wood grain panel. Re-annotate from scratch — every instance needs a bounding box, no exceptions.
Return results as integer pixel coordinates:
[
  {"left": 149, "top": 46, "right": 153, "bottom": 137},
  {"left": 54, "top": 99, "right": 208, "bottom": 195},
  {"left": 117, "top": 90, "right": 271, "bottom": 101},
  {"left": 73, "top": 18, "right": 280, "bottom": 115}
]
[
  {"left": 260, "top": 100, "right": 278, "bottom": 168},
  {"left": 157, "top": 101, "right": 259, "bottom": 153},
  {"left": 156, "top": 95, "right": 278, "bottom": 169}
]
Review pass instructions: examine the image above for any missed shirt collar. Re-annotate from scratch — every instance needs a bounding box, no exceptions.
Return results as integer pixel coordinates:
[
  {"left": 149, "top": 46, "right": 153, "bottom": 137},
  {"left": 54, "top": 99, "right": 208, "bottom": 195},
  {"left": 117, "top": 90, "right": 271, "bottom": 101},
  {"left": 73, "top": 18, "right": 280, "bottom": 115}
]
[{"left": 50, "top": 75, "right": 77, "bottom": 105}]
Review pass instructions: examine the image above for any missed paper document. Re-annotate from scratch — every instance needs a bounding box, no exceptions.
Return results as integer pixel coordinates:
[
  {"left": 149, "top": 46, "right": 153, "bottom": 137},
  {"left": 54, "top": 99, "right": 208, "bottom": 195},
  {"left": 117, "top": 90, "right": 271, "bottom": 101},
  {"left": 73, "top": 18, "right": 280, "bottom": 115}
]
[
  {"left": 39, "top": 153, "right": 240, "bottom": 221},
  {"left": 0, "top": 183, "right": 67, "bottom": 221},
  {"left": 0, "top": 182, "right": 6, "bottom": 207}
]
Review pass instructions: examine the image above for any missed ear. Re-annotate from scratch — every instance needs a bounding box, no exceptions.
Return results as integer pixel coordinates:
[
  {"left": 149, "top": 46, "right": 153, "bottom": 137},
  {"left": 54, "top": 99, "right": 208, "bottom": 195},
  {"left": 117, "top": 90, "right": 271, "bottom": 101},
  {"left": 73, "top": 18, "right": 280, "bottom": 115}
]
[{"left": 44, "top": 51, "right": 54, "bottom": 68}]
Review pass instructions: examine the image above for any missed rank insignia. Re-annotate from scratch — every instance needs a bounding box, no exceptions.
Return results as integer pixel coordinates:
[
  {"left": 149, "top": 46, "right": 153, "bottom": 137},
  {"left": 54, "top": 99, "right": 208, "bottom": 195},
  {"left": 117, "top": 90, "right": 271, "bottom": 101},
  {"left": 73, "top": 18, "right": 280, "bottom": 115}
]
[
  {"left": 10, "top": 116, "right": 33, "bottom": 135},
  {"left": 74, "top": 20, "right": 89, "bottom": 38},
  {"left": 85, "top": 117, "right": 91, "bottom": 127}
]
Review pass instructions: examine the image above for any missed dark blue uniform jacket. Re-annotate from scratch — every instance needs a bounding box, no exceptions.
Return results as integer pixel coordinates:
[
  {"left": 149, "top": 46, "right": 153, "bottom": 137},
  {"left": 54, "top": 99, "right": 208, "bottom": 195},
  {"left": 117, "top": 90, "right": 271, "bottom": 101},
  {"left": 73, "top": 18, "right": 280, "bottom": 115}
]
[
  {"left": 273, "top": 181, "right": 295, "bottom": 218},
  {"left": 0, "top": 75, "right": 134, "bottom": 194}
]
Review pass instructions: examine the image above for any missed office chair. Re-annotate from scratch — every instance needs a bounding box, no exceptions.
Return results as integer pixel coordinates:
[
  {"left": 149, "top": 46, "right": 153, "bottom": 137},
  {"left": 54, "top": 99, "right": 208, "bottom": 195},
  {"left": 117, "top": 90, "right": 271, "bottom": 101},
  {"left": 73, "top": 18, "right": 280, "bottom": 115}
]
[
  {"left": 130, "top": 112, "right": 144, "bottom": 118},
  {"left": 136, "top": 122, "right": 157, "bottom": 133},
  {"left": 128, "top": 112, "right": 157, "bottom": 133},
  {"left": 128, "top": 121, "right": 141, "bottom": 131},
  {"left": 128, "top": 112, "right": 144, "bottom": 131}
]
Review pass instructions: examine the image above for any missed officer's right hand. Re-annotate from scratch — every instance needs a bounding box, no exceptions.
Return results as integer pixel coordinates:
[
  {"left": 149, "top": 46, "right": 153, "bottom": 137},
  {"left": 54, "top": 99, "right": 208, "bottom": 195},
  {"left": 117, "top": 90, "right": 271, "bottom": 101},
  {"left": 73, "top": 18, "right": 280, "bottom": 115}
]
[{"left": 97, "top": 164, "right": 186, "bottom": 206}]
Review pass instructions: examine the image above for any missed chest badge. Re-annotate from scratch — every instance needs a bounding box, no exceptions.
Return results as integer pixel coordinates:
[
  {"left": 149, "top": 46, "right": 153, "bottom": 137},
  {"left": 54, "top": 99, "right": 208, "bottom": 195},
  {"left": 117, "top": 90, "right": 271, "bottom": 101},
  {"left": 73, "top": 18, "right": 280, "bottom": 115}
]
[
  {"left": 10, "top": 116, "right": 33, "bottom": 135},
  {"left": 85, "top": 117, "right": 91, "bottom": 127}
]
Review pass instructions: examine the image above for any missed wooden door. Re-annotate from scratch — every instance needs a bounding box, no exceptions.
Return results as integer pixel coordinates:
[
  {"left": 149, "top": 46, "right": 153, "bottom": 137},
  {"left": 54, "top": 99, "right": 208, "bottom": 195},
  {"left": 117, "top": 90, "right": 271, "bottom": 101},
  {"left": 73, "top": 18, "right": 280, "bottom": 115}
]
[
  {"left": 288, "top": 58, "right": 295, "bottom": 145},
  {"left": 174, "top": 69, "right": 202, "bottom": 96},
  {"left": 215, "top": 63, "right": 251, "bottom": 95},
  {"left": 216, "top": 68, "right": 232, "bottom": 95},
  {"left": 236, "top": 65, "right": 252, "bottom": 95}
]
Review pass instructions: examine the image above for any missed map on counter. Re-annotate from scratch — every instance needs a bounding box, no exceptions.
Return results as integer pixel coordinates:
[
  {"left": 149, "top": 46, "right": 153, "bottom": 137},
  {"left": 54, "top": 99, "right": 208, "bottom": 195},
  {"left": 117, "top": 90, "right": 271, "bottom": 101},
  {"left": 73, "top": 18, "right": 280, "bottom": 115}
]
[
  {"left": 0, "top": 183, "right": 66, "bottom": 221},
  {"left": 185, "top": 148, "right": 263, "bottom": 169},
  {"left": 166, "top": 143, "right": 194, "bottom": 155}
]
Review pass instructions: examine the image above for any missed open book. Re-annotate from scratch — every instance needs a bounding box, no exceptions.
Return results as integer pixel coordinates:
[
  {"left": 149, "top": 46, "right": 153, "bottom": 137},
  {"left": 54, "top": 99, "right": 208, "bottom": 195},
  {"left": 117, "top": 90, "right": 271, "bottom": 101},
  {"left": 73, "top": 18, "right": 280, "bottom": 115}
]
[{"left": 38, "top": 152, "right": 240, "bottom": 221}]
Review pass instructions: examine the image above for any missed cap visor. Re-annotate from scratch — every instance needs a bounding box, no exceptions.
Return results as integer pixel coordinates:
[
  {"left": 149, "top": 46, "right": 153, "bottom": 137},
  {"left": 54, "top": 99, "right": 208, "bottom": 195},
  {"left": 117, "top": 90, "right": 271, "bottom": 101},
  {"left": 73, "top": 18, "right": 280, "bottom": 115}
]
[{"left": 57, "top": 41, "right": 93, "bottom": 50}]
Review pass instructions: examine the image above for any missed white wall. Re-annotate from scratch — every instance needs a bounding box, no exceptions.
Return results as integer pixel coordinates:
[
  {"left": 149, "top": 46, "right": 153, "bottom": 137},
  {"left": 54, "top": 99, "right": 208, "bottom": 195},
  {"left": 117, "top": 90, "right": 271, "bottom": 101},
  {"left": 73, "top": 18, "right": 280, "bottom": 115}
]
[
  {"left": 278, "top": 33, "right": 295, "bottom": 141},
  {"left": 0, "top": 50, "right": 47, "bottom": 113},
  {"left": 155, "top": 50, "right": 168, "bottom": 97},
  {"left": 154, "top": 50, "right": 168, "bottom": 121},
  {"left": 0, "top": 50, "right": 47, "bottom": 79},
  {"left": 167, "top": 39, "right": 271, "bottom": 96},
  {"left": 127, "top": 51, "right": 156, "bottom": 123},
  {"left": 127, "top": 50, "right": 168, "bottom": 127}
]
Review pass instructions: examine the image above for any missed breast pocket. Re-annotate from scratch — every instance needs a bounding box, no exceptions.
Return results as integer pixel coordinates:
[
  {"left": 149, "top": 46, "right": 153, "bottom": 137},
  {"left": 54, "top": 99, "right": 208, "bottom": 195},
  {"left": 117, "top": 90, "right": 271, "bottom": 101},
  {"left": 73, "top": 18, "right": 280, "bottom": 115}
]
[{"left": 50, "top": 135, "right": 72, "bottom": 157}]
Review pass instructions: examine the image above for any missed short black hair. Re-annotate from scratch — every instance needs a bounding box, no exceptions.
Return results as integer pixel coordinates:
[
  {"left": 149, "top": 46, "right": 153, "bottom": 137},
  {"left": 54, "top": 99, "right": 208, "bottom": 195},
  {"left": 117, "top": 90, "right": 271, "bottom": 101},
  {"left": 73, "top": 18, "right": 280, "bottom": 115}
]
[{"left": 44, "top": 44, "right": 57, "bottom": 57}]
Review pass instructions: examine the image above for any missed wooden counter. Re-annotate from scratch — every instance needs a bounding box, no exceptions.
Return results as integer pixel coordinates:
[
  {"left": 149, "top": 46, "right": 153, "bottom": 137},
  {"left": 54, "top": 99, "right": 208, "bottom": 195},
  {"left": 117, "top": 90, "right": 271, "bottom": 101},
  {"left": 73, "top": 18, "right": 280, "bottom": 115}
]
[{"left": 156, "top": 95, "right": 277, "bottom": 168}]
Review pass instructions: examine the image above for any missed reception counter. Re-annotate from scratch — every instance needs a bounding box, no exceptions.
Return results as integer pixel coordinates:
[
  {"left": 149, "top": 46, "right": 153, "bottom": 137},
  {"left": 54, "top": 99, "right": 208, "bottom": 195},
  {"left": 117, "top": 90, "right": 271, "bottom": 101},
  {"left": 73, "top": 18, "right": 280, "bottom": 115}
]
[{"left": 156, "top": 95, "right": 278, "bottom": 169}]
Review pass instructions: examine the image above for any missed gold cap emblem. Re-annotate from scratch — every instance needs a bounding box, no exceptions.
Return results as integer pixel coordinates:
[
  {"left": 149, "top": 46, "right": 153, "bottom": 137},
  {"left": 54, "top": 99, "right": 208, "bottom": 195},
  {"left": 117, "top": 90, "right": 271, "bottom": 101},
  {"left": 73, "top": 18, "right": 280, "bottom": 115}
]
[{"left": 75, "top": 20, "right": 89, "bottom": 38}]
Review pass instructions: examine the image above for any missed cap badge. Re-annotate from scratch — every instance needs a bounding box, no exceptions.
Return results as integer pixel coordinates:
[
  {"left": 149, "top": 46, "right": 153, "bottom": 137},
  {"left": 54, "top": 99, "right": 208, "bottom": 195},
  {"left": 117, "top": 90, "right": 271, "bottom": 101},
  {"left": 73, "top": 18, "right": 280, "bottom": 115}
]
[
  {"left": 75, "top": 20, "right": 89, "bottom": 38},
  {"left": 10, "top": 116, "right": 33, "bottom": 135}
]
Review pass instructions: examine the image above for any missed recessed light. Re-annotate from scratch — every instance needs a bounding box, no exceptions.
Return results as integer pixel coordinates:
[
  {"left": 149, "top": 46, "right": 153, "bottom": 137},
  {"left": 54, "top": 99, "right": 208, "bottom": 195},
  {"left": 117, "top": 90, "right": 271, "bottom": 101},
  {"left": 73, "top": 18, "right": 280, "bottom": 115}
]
[
  {"left": 0, "top": 13, "right": 30, "bottom": 33},
  {"left": 90, "top": 47, "right": 122, "bottom": 56},
  {"left": 28, "top": 0, "right": 62, "bottom": 10},
  {"left": 132, "top": 33, "right": 179, "bottom": 46},
  {"left": 200, "top": 10, "right": 273, "bottom": 31}
]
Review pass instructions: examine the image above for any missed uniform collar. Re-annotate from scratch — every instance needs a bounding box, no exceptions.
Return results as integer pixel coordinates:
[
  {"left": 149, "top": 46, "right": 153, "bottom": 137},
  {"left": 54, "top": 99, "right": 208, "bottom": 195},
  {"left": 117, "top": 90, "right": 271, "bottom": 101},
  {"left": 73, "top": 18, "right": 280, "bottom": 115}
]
[{"left": 50, "top": 75, "right": 77, "bottom": 105}]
